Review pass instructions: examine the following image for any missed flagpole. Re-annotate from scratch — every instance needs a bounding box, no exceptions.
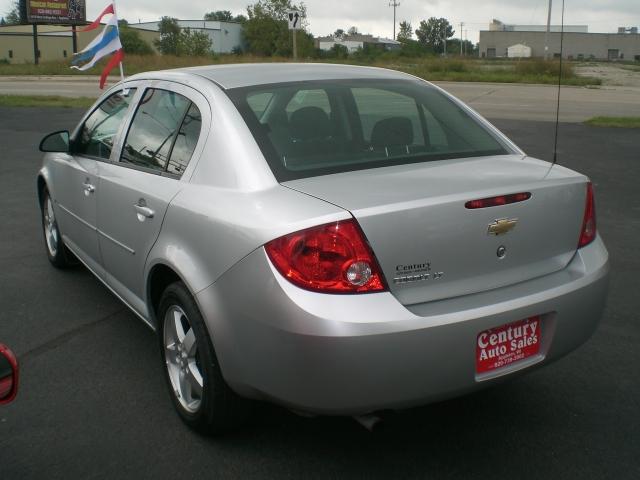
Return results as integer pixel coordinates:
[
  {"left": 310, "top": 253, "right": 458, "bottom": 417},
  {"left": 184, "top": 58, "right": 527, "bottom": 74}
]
[{"left": 111, "top": 0, "right": 126, "bottom": 93}]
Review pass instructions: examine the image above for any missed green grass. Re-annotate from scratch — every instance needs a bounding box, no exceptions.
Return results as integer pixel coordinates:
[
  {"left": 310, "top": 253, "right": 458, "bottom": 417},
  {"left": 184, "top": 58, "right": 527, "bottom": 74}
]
[
  {"left": 585, "top": 116, "right": 640, "bottom": 128},
  {"left": 0, "top": 54, "right": 601, "bottom": 86},
  {"left": 620, "top": 64, "right": 640, "bottom": 72},
  {"left": 0, "top": 94, "right": 96, "bottom": 108},
  {"left": 0, "top": 54, "right": 289, "bottom": 76},
  {"left": 378, "top": 57, "right": 599, "bottom": 85}
]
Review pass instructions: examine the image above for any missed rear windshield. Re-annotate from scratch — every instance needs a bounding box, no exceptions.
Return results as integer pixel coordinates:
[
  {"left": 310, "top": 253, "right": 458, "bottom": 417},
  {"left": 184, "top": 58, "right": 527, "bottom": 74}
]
[{"left": 226, "top": 79, "right": 512, "bottom": 181}]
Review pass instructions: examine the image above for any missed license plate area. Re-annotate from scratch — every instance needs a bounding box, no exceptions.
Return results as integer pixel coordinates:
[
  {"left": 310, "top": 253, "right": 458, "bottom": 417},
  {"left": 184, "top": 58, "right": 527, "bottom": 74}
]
[{"left": 476, "top": 316, "right": 542, "bottom": 374}]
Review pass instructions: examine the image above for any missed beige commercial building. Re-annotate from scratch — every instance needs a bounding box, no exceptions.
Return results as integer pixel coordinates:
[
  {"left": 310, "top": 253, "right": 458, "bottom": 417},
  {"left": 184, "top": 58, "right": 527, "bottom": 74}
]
[
  {"left": 0, "top": 23, "right": 157, "bottom": 63},
  {"left": 480, "top": 26, "right": 640, "bottom": 61}
]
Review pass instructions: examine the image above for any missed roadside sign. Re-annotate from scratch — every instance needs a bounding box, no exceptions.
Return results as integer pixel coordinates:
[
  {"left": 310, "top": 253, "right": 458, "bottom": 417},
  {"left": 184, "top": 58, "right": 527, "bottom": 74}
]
[
  {"left": 287, "top": 10, "right": 301, "bottom": 30},
  {"left": 25, "top": 0, "right": 87, "bottom": 24}
]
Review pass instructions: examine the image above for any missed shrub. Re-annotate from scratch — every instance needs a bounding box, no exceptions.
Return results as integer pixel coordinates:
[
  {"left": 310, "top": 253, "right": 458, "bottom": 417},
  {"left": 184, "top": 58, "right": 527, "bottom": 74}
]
[{"left": 514, "top": 59, "right": 574, "bottom": 78}]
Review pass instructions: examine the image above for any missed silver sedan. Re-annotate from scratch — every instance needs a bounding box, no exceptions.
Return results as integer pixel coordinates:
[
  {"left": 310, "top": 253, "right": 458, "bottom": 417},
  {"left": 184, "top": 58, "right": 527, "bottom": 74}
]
[{"left": 37, "top": 63, "right": 609, "bottom": 433}]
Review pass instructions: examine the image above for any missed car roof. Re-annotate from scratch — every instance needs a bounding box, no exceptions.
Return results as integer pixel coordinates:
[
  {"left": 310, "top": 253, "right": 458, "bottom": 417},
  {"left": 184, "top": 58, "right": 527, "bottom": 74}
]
[{"left": 133, "top": 63, "right": 417, "bottom": 90}]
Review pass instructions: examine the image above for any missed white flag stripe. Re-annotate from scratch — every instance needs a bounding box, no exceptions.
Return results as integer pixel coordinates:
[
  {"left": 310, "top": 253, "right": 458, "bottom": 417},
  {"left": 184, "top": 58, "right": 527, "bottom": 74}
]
[
  {"left": 71, "top": 36, "right": 122, "bottom": 71},
  {"left": 78, "top": 14, "right": 118, "bottom": 54}
]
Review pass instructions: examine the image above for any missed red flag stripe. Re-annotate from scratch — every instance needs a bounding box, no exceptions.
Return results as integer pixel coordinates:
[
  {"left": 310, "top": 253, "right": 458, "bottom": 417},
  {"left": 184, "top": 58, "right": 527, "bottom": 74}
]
[
  {"left": 79, "top": 3, "right": 115, "bottom": 32},
  {"left": 99, "top": 49, "right": 124, "bottom": 89}
]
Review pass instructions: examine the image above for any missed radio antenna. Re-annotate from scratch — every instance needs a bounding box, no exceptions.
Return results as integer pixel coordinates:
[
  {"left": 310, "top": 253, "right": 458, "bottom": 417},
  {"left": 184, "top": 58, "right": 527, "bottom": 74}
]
[{"left": 551, "top": 0, "right": 565, "bottom": 166}]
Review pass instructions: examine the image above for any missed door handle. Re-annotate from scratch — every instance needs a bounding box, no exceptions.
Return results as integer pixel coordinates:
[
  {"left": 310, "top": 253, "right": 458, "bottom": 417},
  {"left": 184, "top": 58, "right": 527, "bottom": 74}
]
[
  {"left": 134, "top": 203, "right": 155, "bottom": 220},
  {"left": 83, "top": 182, "right": 95, "bottom": 195}
]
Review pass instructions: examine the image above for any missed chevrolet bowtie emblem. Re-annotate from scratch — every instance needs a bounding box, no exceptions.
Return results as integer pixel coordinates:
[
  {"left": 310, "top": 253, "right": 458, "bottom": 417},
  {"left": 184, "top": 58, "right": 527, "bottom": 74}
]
[{"left": 487, "top": 218, "right": 518, "bottom": 235}]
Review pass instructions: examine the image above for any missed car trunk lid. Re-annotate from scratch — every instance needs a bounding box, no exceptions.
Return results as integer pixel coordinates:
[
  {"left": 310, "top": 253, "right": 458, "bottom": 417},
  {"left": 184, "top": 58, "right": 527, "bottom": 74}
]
[{"left": 283, "top": 155, "right": 587, "bottom": 306}]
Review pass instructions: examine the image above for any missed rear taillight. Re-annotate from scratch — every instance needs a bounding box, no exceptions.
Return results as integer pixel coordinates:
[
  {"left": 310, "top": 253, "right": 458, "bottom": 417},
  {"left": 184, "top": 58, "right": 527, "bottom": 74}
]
[
  {"left": 578, "top": 182, "right": 597, "bottom": 248},
  {"left": 265, "top": 219, "right": 387, "bottom": 294}
]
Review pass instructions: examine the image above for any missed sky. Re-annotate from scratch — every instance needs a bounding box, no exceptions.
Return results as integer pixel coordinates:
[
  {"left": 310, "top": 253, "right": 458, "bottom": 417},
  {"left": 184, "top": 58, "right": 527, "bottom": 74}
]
[{"left": 3, "top": 0, "right": 639, "bottom": 43}]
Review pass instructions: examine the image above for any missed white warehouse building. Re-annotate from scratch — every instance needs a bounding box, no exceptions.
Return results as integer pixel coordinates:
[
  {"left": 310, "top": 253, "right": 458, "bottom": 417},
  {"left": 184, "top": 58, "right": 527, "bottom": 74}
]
[
  {"left": 507, "top": 44, "right": 532, "bottom": 58},
  {"left": 129, "top": 20, "right": 244, "bottom": 54},
  {"left": 316, "top": 34, "right": 401, "bottom": 53}
]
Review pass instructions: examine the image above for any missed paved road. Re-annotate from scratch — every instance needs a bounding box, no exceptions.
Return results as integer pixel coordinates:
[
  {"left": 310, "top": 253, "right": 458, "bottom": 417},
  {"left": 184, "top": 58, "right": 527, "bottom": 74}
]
[
  {"left": 1, "top": 75, "right": 639, "bottom": 121},
  {"left": 0, "top": 108, "right": 638, "bottom": 479},
  {"left": 439, "top": 81, "right": 640, "bottom": 122}
]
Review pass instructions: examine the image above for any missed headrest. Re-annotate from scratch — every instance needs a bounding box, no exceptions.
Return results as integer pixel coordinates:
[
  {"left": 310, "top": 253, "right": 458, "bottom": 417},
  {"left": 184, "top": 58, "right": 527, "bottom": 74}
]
[
  {"left": 290, "top": 106, "right": 332, "bottom": 141},
  {"left": 371, "top": 117, "right": 414, "bottom": 147}
]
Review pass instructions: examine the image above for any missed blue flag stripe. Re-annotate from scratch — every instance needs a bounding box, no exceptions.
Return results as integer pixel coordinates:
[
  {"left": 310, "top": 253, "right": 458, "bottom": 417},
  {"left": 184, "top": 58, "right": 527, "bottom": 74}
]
[{"left": 72, "top": 26, "right": 119, "bottom": 66}]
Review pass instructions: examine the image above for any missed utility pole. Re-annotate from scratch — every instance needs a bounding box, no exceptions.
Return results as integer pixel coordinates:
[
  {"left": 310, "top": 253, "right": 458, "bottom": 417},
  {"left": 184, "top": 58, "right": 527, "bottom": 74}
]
[
  {"left": 293, "top": 30, "right": 297, "bottom": 60},
  {"left": 544, "top": 0, "right": 553, "bottom": 60},
  {"left": 443, "top": 30, "right": 447, "bottom": 57},
  {"left": 72, "top": 25, "right": 78, "bottom": 54},
  {"left": 32, "top": 24, "right": 39, "bottom": 65},
  {"left": 460, "top": 21, "right": 464, "bottom": 55},
  {"left": 389, "top": 1, "right": 400, "bottom": 39}
]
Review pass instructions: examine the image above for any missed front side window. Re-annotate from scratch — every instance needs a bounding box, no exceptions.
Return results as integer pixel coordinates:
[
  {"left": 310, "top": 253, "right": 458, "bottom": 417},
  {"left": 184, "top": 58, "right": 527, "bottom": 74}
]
[
  {"left": 120, "top": 89, "right": 192, "bottom": 173},
  {"left": 75, "top": 89, "right": 136, "bottom": 160},
  {"left": 228, "top": 79, "right": 512, "bottom": 181}
]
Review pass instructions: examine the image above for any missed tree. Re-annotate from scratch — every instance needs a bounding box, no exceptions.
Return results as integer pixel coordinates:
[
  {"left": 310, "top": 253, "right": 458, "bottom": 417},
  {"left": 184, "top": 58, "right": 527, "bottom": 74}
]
[
  {"left": 328, "top": 44, "right": 348, "bottom": 59},
  {"left": 181, "top": 28, "right": 213, "bottom": 56},
  {"left": 415, "top": 17, "right": 454, "bottom": 54},
  {"left": 154, "top": 17, "right": 212, "bottom": 56},
  {"left": 118, "top": 20, "right": 154, "bottom": 55},
  {"left": 154, "top": 17, "right": 182, "bottom": 55},
  {"left": 333, "top": 28, "right": 345, "bottom": 39},
  {"left": 397, "top": 20, "right": 412, "bottom": 41},
  {"left": 447, "top": 38, "right": 476, "bottom": 56},
  {"left": 347, "top": 26, "right": 359, "bottom": 36},
  {"left": 204, "top": 10, "right": 233, "bottom": 21},
  {"left": 397, "top": 39, "right": 431, "bottom": 57},
  {"left": 247, "top": 0, "right": 306, "bottom": 22},
  {"left": 4, "top": 0, "right": 21, "bottom": 25},
  {"left": 243, "top": 0, "right": 312, "bottom": 57}
]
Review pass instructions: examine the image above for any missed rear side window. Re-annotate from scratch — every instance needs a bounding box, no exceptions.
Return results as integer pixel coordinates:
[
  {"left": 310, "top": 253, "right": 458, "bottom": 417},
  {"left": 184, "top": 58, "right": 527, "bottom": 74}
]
[
  {"left": 285, "top": 89, "right": 331, "bottom": 116},
  {"left": 167, "top": 103, "right": 202, "bottom": 176},
  {"left": 352, "top": 87, "right": 424, "bottom": 146},
  {"left": 247, "top": 92, "right": 273, "bottom": 118},
  {"left": 75, "top": 89, "right": 136, "bottom": 159}
]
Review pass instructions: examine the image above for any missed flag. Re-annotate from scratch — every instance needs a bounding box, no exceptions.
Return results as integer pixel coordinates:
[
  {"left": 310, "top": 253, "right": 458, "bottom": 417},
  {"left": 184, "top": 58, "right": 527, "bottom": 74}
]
[
  {"left": 78, "top": 4, "right": 115, "bottom": 32},
  {"left": 70, "top": 4, "right": 124, "bottom": 89}
]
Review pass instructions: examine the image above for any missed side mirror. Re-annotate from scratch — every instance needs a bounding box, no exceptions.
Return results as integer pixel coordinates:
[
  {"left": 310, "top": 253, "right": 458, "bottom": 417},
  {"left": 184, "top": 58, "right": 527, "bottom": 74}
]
[
  {"left": 39, "top": 130, "right": 70, "bottom": 153},
  {"left": 0, "top": 344, "right": 19, "bottom": 405}
]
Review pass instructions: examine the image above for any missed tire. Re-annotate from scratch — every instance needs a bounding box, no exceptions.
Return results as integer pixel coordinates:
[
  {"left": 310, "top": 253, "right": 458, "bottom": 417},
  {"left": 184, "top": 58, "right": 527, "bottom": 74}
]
[
  {"left": 158, "top": 281, "right": 251, "bottom": 434},
  {"left": 41, "top": 189, "right": 76, "bottom": 268}
]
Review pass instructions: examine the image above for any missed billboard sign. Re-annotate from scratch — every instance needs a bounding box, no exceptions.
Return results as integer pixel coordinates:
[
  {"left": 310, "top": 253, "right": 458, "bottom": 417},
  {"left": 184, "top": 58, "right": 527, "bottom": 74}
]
[{"left": 25, "top": 0, "right": 86, "bottom": 24}]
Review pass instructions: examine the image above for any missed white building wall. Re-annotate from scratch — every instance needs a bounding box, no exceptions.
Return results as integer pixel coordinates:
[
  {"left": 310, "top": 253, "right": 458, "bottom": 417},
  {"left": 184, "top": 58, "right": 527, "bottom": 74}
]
[
  {"left": 318, "top": 40, "right": 365, "bottom": 52},
  {"left": 507, "top": 44, "right": 532, "bottom": 58},
  {"left": 129, "top": 20, "right": 243, "bottom": 54}
]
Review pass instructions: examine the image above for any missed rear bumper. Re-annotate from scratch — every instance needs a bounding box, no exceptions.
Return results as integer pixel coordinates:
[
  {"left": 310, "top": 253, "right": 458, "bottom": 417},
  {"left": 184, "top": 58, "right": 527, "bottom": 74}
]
[{"left": 196, "top": 235, "right": 609, "bottom": 415}]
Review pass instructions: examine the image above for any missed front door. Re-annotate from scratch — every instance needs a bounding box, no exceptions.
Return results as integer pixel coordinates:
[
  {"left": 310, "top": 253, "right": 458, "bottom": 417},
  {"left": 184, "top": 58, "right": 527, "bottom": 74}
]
[{"left": 53, "top": 89, "right": 136, "bottom": 270}]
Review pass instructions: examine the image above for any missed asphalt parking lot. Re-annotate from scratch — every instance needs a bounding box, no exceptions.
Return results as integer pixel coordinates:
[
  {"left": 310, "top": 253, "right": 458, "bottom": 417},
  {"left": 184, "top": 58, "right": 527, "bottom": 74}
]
[{"left": 0, "top": 107, "right": 638, "bottom": 479}]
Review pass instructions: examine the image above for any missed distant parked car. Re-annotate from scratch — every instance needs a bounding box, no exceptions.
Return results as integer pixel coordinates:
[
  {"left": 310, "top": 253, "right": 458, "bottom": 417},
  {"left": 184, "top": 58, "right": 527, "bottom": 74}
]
[
  {"left": 37, "top": 63, "right": 609, "bottom": 433},
  {"left": 0, "top": 345, "right": 19, "bottom": 405}
]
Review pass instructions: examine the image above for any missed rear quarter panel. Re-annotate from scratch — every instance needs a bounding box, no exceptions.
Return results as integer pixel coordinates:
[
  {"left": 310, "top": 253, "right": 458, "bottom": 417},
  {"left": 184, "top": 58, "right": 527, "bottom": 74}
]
[{"left": 145, "top": 184, "right": 349, "bottom": 297}]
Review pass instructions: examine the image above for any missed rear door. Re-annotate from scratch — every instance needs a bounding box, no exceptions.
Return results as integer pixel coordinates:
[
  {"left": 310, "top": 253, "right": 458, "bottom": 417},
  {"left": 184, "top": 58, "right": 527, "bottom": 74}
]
[
  {"left": 97, "top": 82, "right": 209, "bottom": 315},
  {"left": 52, "top": 89, "right": 136, "bottom": 271}
]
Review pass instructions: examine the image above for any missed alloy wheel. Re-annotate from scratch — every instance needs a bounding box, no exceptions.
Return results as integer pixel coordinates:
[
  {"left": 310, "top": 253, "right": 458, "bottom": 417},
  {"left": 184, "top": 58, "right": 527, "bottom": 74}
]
[
  {"left": 163, "top": 305, "right": 203, "bottom": 413},
  {"left": 43, "top": 196, "right": 59, "bottom": 257}
]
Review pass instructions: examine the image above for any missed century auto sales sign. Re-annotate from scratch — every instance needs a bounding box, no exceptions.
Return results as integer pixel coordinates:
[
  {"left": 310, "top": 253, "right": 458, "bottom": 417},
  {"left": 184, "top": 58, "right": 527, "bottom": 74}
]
[{"left": 476, "top": 316, "right": 541, "bottom": 374}]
